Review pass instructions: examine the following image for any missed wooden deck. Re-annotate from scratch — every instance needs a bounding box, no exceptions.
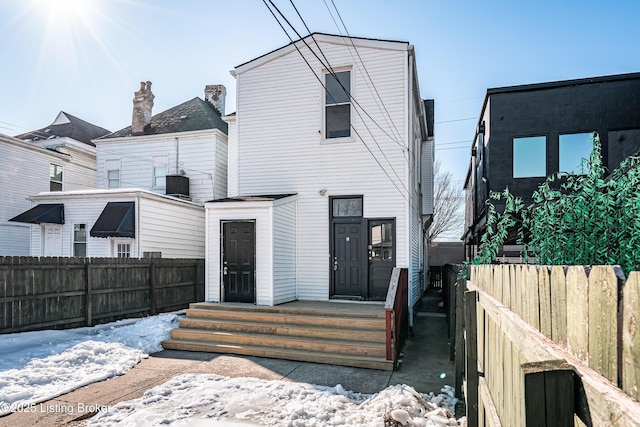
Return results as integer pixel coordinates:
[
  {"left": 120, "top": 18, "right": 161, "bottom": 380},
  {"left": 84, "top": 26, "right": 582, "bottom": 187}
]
[{"left": 162, "top": 300, "right": 394, "bottom": 370}]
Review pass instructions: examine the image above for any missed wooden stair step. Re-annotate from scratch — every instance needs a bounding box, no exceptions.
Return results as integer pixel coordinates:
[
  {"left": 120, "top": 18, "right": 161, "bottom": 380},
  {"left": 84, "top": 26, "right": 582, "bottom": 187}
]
[
  {"left": 161, "top": 338, "right": 394, "bottom": 371},
  {"left": 188, "top": 302, "right": 386, "bottom": 319},
  {"left": 178, "top": 318, "right": 386, "bottom": 343},
  {"left": 185, "top": 308, "right": 385, "bottom": 330},
  {"left": 170, "top": 328, "right": 387, "bottom": 358}
]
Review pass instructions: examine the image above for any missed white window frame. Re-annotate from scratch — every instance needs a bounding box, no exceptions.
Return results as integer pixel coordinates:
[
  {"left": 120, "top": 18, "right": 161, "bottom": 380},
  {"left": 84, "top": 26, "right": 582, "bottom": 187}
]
[
  {"left": 322, "top": 67, "right": 353, "bottom": 142},
  {"left": 106, "top": 159, "right": 121, "bottom": 189},
  {"left": 72, "top": 223, "right": 87, "bottom": 257},
  {"left": 152, "top": 155, "right": 168, "bottom": 189},
  {"left": 49, "top": 163, "right": 63, "bottom": 191},
  {"left": 112, "top": 239, "right": 133, "bottom": 258}
]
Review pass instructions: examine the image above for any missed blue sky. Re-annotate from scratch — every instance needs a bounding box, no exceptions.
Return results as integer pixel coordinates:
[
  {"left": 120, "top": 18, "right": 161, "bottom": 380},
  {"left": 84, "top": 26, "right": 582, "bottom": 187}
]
[{"left": 1, "top": 0, "right": 639, "bottom": 187}]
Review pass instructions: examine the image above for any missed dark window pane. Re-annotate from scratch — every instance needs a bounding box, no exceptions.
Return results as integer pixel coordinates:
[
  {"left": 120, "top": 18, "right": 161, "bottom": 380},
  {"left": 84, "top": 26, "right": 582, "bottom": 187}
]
[
  {"left": 73, "top": 243, "right": 86, "bottom": 257},
  {"left": 332, "top": 198, "right": 362, "bottom": 217},
  {"left": 325, "top": 71, "right": 350, "bottom": 104},
  {"left": 371, "top": 222, "right": 393, "bottom": 260},
  {"left": 50, "top": 181, "right": 62, "bottom": 191},
  {"left": 326, "top": 105, "right": 351, "bottom": 138}
]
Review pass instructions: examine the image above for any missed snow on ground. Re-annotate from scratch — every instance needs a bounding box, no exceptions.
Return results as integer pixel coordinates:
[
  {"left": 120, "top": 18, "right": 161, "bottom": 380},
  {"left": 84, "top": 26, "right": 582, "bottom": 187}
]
[
  {"left": 0, "top": 313, "right": 464, "bottom": 426},
  {"left": 0, "top": 313, "right": 180, "bottom": 415},
  {"left": 86, "top": 374, "right": 461, "bottom": 427}
]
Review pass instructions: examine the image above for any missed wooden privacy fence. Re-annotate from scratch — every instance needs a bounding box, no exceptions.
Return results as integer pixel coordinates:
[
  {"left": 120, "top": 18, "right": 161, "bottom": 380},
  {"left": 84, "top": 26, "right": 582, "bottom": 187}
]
[
  {"left": 0, "top": 257, "right": 205, "bottom": 333},
  {"left": 464, "top": 264, "right": 640, "bottom": 427}
]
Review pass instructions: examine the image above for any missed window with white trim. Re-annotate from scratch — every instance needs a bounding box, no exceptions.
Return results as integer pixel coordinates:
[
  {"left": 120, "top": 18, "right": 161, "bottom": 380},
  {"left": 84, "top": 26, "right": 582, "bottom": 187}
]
[
  {"left": 73, "top": 224, "right": 87, "bottom": 257},
  {"left": 49, "top": 164, "right": 63, "bottom": 191},
  {"left": 106, "top": 159, "right": 121, "bottom": 188},
  {"left": 325, "top": 70, "right": 351, "bottom": 139},
  {"left": 113, "top": 240, "right": 132, "bottom": 258},
  {"left": 152, "top": 155, "right": 168, "bottom": 188}
]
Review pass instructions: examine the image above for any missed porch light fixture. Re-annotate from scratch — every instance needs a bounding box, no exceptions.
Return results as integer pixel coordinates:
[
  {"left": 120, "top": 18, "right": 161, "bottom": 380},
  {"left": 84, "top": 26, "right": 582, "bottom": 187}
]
[{"left": 318, "top": 188, "right": 328, "bottom": 196}]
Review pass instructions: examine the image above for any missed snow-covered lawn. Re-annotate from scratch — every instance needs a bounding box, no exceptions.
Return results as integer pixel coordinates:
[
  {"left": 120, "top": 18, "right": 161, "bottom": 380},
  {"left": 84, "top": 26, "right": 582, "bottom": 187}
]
[{"left": 0, "top": 313, "right": 463, "bottom": 426}]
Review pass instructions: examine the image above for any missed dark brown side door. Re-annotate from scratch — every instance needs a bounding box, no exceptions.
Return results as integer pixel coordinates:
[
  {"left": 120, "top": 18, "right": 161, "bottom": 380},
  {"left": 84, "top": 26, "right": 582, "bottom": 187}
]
[{"left": 222, "top": 221, "right": 256, "bottom": 303}]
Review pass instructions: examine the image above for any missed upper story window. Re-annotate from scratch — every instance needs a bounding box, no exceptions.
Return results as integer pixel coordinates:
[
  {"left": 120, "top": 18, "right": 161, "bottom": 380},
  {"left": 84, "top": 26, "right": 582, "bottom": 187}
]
[
  {"left": 513, "top": 136, "right": 546, "bottom": 178},
  {"left": 73, "top": 224, "right": 87, "bottom": 257},
  {"left": 559, "top": 132, "right": 594, "bottom": 175},
  {"left": 49, "top": 164, "right": 63, "bottom": 191},
  {"left": 325, "top": 70, "right": 351, "bottom": 139},
  {"left": 106, "top": 159, "right": 121, "bottom": 188},
  {"left": 152, "top": 155, "right": 168, "bottom": 188}
]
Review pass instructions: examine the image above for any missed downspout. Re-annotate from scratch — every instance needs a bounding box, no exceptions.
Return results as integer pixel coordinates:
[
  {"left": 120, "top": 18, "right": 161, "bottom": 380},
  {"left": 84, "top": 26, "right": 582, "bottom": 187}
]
[
  {"left": 175, "top": 137, "right": 180, "bottom": 174},
  {"left": 406, "top": 46, "right": 414, "bottom": 327},
  {"left": 204, "top": 203, "right": 209, "bottom": 301},
  {"left": 136, "top": 193, "right": 141, "bottom": 258}
]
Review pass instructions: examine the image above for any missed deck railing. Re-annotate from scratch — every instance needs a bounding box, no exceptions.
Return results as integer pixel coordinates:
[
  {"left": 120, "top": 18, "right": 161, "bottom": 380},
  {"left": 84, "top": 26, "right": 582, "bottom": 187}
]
[{"left": 385, "top": 267, "right": 408, "bottom": 364}]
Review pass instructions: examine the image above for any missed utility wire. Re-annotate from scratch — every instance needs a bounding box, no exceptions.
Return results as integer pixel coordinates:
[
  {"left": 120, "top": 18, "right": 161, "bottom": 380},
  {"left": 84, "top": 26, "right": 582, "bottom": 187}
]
[{"left": 262, "top": 0, "right": 410, "bottom": 200}]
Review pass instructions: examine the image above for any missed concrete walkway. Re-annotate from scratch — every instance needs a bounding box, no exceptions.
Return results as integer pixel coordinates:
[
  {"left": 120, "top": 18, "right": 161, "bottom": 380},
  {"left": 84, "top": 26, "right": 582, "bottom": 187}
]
[{"left": 0, "top": 290, "right": 455, "bottom": 426}]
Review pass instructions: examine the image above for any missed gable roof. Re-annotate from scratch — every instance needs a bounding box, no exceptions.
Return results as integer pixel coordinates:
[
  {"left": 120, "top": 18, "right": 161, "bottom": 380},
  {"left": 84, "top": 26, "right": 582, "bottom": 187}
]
[
  {"left": 15, "top": 111, "right": 110, "bottom": 146},
  {"left": 100, "top": 97, "right": 227, "bottom": 139},
  {"left": 233, "top": 32, "right": 410, "bottom": 75}
]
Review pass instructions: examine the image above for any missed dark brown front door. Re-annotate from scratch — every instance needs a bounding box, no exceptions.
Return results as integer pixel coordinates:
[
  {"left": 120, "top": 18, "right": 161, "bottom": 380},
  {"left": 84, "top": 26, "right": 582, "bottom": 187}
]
[
  {"left": 222, "top": 221, "right": 256, "bottom": 303},
  {"left": 368, "top": 219, "right": 395, "bottom": 299},
  {"left": 332, "top": 222, "right": 365, "bottom": 298}
]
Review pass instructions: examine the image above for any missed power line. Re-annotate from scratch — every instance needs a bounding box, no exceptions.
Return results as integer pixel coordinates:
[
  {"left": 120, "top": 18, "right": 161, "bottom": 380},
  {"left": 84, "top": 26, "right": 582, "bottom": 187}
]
[
  {"left": 435, "top": 117, "right": 477, "bottom": 124},
  {"left": 263, "top": 0, "right": 410, "bottom": 198}
]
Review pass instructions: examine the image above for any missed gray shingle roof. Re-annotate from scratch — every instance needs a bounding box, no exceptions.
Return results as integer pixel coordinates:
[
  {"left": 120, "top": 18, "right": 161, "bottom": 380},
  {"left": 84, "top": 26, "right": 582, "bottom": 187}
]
[
  {"left": 15, "top": 112, "right": 111, "bottom": 146},
  {"left": 100, "top": 97, "right": 227, "bottom": 139}
]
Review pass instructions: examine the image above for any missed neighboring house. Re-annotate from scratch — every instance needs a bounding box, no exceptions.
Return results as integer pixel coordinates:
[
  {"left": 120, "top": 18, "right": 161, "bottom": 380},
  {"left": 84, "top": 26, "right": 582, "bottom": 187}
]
[
  {"left": 463, "top": 72, "right": 640, "bottom": 260},
  {"left": 205, "top": 33, "right": 434, "bottom": 322},
  {"left": 11, "top": 82, "right": 228, "bottom": 258},
  {"left": 1, "top": 112, "right": 109, "bottom": 255},
  {"left": 95, "top": 82, "right": 229, "bottom": 204}
]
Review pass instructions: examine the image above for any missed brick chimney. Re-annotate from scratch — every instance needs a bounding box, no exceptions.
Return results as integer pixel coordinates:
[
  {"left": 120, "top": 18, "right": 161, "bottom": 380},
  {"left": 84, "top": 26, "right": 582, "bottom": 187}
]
[
  {"left": 204, "top": 84, "right": 226, "bottom": 116},
  {"left": 132, "top": 81, "right": 154, "bottom": 134}
]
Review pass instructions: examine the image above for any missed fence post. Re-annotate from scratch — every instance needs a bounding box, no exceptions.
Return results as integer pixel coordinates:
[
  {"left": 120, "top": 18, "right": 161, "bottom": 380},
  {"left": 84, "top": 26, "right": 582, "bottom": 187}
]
[
  {"left": 465, "top": 289, "right": 479, "bottom": 427},
  {"left": 455, "top": 278, "right": 465, "bottom": 398},
  {"left": 149, "top": 259, "right": 156, "bottom": 315},
  {"left": 85, "top": 258, "right": 92, "bottom": 326}
]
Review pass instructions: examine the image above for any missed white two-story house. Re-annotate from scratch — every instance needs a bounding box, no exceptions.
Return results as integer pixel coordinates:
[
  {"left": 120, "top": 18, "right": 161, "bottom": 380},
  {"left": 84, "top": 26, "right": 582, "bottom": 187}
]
[
  {"left": 12, "top": 82, "right": 228, "bottom": 258},
  {"left": 3, "top": 112, "right": 109, "bottom": 255},
  {"left": 205, "top": 33, "right": 434, "bottom": 322}
]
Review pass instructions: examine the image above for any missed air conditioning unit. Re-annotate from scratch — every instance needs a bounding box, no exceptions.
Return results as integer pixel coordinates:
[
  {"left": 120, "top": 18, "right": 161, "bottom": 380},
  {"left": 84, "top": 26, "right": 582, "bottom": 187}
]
[{"left": 166, "top": 174, "right": 190, "bottom": 199}]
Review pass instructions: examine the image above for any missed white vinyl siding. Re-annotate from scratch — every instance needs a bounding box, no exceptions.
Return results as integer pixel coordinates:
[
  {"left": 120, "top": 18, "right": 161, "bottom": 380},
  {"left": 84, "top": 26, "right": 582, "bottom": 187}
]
[
  {"left": 234, "top": 39, "right": 410, "bottom": 301},
  {"left": 27, "top": 191, "right": 204, "bottom": 259},
  {"left": 0, "top": 136, "right": 95, "bottom": 256},
  {"left": 273, "top": 200, "right": 297, "bottom": 304},
  {"left": 205, "top": 204, "right": 271, "bottom": 304},
  {"left": 421, "top": 139, "right": 434, "bottom": 215},
  {"left": 96, "top": 131, "right": 227, "bottom": 204},
  {"left": 138, "top": 196, "right": 205, "bottom": 258}
]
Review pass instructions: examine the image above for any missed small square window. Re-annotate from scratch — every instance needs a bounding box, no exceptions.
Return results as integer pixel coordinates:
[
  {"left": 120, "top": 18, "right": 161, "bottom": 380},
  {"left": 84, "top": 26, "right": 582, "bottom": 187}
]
[
  {"left": 560, "top": 132, "right": 594, "bottom": 174},
  {"left": 513, "top": 136, "right": 546, "bottom": 178}
]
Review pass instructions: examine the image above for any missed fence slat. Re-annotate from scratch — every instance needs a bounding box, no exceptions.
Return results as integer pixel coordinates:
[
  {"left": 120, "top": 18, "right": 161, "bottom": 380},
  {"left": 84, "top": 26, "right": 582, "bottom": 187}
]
[
  {"left": 550, "top": 266, "right": 567, "bottom": 344},
  {"left": 538, "top": 266, "right": 552, "bottom": 338},
  {"left": 588, "top": 266, "right": 621, "bottom": 384},
  {"left": 566, "top": 266, "right": 589, "bottom": 363},
  {"left": 623, "top": 271, "right": 640, "bottom": 401}
]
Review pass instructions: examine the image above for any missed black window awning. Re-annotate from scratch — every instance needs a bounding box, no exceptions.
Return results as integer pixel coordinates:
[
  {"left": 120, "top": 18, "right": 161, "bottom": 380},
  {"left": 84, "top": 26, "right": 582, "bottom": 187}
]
[
  {"left": 90, "top": 202, "right": 135, "bottom": 238},
  {"left": 9, "top": 204, "right": 64, "bottom": 224}
]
